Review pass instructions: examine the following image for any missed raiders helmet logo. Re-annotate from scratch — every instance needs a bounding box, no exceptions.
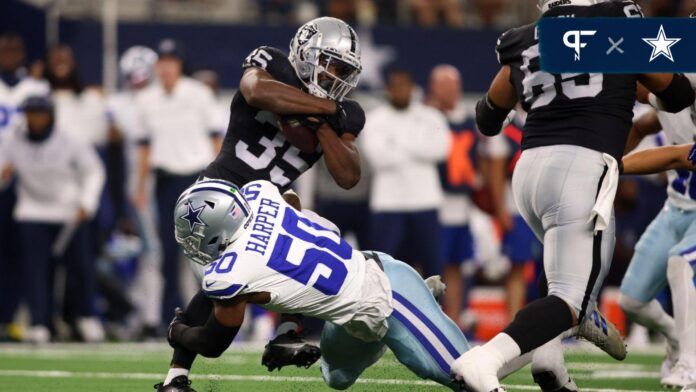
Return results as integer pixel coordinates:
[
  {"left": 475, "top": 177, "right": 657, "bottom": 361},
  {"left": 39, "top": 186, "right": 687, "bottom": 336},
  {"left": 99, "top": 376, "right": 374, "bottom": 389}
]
[{"left": 297, "top": 24, "right": 318, "bottom": 46}]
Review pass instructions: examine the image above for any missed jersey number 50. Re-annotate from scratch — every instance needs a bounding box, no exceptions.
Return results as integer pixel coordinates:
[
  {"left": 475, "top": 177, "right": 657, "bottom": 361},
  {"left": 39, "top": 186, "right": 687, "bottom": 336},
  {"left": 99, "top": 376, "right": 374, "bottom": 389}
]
[{"left": 267, "top": 207, "right": 352, "bottom": 296}]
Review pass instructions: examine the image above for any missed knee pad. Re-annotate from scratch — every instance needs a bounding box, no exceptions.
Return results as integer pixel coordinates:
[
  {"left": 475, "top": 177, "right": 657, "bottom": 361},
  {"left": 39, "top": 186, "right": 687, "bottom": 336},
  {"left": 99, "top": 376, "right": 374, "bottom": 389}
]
[
  {"left": 618, "top": 293, "right": 645, "bottom": 315},
  {"left": 667, "top": 256, "right": 693, "bottom": 282}
]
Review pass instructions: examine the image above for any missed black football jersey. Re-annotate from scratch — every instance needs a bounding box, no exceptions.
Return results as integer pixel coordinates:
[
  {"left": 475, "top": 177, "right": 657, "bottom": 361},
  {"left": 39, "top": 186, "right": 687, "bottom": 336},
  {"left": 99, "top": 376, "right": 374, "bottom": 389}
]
[
  {"left": 496, "top": 1, "right": 644, "bottom": 160},
  {"left": 201, "top": 46, "right": 323, "bottom": 190}
]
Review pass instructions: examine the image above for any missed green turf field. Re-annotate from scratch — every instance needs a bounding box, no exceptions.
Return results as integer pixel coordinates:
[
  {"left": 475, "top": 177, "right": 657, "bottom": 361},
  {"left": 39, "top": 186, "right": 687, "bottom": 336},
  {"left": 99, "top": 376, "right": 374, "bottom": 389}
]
[{"left": 0, "top": 342, "right": 668, "bottom": 391}]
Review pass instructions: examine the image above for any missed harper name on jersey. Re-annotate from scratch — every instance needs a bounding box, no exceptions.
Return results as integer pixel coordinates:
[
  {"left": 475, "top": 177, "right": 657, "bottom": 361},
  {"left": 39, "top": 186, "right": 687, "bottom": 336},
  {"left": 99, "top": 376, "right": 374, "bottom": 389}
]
[
  {"left": 496, "top": 0, "right": 643, "bottom": 161},
  {"left": 202, "top": 180, "right": 393, "bottom": 341}
]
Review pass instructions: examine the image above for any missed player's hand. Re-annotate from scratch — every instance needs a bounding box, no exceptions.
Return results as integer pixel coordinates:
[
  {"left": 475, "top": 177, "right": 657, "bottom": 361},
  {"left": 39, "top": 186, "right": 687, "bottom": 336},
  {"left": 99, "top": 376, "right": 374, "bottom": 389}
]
[
  {"left": 75, "top": 207, "right": 89, "bottom": 223},
  {"left": 688, "top": 143, "right": 696, "bottom": 166},
  {"left": 167, "top": 307, "right": 188, "bottom": 349},
  {"left": 327, "top": 99, "right": 365, "bottom": 135}
]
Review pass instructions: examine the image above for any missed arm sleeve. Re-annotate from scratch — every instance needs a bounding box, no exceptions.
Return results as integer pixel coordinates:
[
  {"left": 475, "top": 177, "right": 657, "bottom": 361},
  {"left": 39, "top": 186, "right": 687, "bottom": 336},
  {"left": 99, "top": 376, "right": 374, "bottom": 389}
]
[
  {"left": 74, "top": 142, "right": 106, "bottom": 216},
  {"left": 170, "top": 311, "right": 241, "bottom": 358}
]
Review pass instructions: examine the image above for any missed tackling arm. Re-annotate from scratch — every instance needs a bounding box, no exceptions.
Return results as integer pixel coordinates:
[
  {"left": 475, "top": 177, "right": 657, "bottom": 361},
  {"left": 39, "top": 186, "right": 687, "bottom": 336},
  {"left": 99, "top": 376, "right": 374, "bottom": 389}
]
[
  {"left": 623, "top": 109, "right": 662, "bottom": 154},
  {"left": 168, "top": 297, "right": 246, "bottom": 358},
  {"left": 317, "top": 124, "right": 361, "bottom": 189},
  {"left": 622, "top": 144, "right": 696, "bottom": 175},
  {"left": 240, "top": 68, "right": 337, "bottom": 116},
  {"left": 476, "top": 66, "right": 518, "bottom": 136},
  {"left": 638, "top": 73, "right": 695, "bottom": 113}
]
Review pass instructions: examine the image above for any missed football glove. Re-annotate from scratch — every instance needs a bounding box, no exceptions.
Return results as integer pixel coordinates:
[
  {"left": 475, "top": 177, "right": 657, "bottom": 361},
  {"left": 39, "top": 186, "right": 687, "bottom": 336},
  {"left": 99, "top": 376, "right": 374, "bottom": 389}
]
[
  {"left": 326, "top": 99, "right": 365, "bottom": 136},
  {"left": 261, "top": 330, "right": 321, "bottom": 371}
]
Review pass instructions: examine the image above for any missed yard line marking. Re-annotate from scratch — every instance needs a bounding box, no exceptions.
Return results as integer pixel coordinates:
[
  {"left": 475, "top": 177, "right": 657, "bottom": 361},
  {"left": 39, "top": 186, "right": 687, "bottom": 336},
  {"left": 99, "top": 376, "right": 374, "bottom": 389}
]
[
  {"left": 581, "top": 370, "right": 662, "bottom": 379},
  {"left": 0, "top": 369, "right": 661, "bottom": 392}
]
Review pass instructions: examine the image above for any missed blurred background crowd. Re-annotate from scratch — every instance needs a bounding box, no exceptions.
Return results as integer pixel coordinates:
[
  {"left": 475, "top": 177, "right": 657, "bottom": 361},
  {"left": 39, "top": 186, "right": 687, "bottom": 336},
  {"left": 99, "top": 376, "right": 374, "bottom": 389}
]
[{"left": 0, "top": 0, "right": 688, "bottom": 345}]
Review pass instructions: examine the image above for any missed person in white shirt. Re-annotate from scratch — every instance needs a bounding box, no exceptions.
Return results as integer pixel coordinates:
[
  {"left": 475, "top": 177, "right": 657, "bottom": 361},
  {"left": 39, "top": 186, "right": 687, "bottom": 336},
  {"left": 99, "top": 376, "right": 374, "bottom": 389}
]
[
  {"left": 361, "top": 68, "right": 450, "bottom": 277},
  {"left": 133, "top": 39, "right": 223, "bottom": 323},
  {"left": 0, "top": 96, "right": 105, "bottom": 343},
  {"left": 0, "top": 32, "right": 50, "bottom": 339}
]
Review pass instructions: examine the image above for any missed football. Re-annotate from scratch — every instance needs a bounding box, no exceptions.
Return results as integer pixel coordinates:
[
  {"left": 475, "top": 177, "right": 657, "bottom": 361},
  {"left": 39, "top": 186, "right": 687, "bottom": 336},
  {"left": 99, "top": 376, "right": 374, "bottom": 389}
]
[{"left": 277, "top": 115, "right": 320, "bottom": 153}]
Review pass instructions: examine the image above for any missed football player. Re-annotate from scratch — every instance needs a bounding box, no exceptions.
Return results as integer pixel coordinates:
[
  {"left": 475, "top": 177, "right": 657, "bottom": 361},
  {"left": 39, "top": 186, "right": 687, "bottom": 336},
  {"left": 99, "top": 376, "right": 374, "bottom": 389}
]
[
  {"left": 155, "top": 17, "right": 366, "bottom": 391},
  {"left": 450, "top": 1, "right": 695, "bottom": 391},
  {"left": 618, "top": 85, "right": 696, "bottom": 388}
]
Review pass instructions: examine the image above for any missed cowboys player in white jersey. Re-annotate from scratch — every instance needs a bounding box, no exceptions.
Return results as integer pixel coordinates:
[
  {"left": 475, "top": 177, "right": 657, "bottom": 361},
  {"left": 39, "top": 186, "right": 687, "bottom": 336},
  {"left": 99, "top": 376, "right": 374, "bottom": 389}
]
[
  {"left": 450, "top": 0, "right": 696, "bottom": 391},
  {"left": 155, "top": 17, "right": 367, "bottom": 391},
  {"left": 618, "top": 80, "right": 696, "bottom": 388}
]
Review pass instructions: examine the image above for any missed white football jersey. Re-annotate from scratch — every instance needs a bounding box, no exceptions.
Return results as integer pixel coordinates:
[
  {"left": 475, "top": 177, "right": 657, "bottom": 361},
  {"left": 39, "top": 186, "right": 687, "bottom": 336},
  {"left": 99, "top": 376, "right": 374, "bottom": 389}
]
[
  {"left": 0, "top": 76, "right": 50, "bottom": 142},
  {"left": 202, "top": 180, "right": 392, "bottom": 338},
  {"left": 656, "top": 107, "right": 696, "bottom": 210}
]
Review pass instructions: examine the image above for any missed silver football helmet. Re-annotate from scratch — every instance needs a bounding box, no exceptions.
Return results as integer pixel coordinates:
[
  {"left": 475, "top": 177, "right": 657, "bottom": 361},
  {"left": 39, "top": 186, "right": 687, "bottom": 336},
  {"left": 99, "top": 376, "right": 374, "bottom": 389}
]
[
  {"left": 538, "top": 0, "right": 609, "bottom": 13},
  {"left": 174, "top": 180, "right": 252, "bottom": 265},
  {"left": 289, "top": 17, "right": 362, "bottom": 101},
  {"left": 119, "top": 46, "right": 158, "bottom": 87}
]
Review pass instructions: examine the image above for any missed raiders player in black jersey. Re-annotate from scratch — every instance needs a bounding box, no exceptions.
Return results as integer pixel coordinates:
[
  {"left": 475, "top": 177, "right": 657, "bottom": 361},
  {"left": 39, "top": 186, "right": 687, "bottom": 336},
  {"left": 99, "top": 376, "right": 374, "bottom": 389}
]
[
  {"left": 451, "top": 1, "right": 695, "bottom": 392},
  {"left": 155, "top": 17, "right": 366, "bottom": 392}
]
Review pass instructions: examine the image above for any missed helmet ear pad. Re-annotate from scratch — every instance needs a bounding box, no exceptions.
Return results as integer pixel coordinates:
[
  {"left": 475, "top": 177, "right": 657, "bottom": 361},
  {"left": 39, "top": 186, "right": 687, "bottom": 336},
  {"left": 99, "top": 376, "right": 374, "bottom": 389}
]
[{"left": 297, "top": 61, "right": 313, "bottom": 80}]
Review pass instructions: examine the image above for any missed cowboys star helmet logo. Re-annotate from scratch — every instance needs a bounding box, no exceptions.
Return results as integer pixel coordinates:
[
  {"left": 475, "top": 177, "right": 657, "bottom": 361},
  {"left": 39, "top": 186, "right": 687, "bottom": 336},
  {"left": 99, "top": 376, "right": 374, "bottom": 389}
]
[
  {"left": 180, "top": 202, "right": 207, "bottom": 231},
  {"left": 297, "top": 24, "right": 318, "bottom": 46}
]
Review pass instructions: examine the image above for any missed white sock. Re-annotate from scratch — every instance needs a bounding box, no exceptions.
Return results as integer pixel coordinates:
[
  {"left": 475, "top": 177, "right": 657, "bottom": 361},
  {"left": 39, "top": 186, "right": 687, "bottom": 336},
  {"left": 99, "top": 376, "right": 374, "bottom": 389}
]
[
  {"left": 667, "top": 256, "right": 696, "bottom": 366},
  {"left": 164, "top": 368, "right": 189, "bottom": 385},
  {"left": 484, "top": 333, "right": 522, "bottom": 366},
  {"left": 499, "top": 351, "right": 532, "bottom": 379},
  {"left": 275, "top": 321, "right": 299, "bottom": 336},
  {"left": 531, "top": 336, "right": 571, "bottom": 388},
  {"left": 619, "top": 294, "right": 678, "bottom": 349}
]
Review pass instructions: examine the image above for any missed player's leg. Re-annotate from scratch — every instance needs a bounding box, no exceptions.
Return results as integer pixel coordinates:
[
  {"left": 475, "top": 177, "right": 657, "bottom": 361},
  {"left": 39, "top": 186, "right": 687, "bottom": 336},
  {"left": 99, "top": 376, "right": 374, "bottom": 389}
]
[
  {"left": 662, "top": 213, "right": 696, "bottom": 388},
  {"left": 376, "top": 252, "right": 470, "bottom": 389},
  {"left": 618, "top": 206, "right": 679, "bottom": 373},
  {"left": 319, "top": 321, "right": 386, "bottom": 390}
]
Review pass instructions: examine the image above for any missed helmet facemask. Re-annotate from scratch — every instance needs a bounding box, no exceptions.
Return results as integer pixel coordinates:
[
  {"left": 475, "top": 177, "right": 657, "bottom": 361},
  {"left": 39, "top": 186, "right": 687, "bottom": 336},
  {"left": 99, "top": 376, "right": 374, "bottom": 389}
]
[{"left": 300, "top": 47, "right": 361, "bottom": 101}]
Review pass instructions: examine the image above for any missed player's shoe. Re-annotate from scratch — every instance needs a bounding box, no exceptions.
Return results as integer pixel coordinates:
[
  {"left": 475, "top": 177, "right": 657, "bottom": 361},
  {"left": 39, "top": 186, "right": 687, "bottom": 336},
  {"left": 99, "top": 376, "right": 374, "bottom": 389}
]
[
  {"left": 425, "top": 275, "right": 446, "bottom": 301},
  {"left": 450, "top": 346, "right": 506, "bottom": 392},
  {"left": 153, "top": 376, "right": 196, "bottom": 392},
  {"left": 576, "top": 309, "right": 626, "bottom": 360},
  {"left": 661, "top": 343, "right": 680, "bottom": 379},
  {"left": 532, "top": 370, "right": 579, "bottom": 392},
  {"left": 680, "top": 381, "right": 696, "bottom": 392},
  {"left": 261, "top": 330, "right": 321, "bottom": 371},
  {"left": 662, "top": 361, "right": 696, "bottom": 389}
]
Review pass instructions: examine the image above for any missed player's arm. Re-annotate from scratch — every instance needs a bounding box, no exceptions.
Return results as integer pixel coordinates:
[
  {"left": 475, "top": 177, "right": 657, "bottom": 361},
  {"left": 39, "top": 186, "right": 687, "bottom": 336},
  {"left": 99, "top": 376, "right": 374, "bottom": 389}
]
[
  {"left": 167, "top": 296, "right": 246, "bottom": 358},
  {"left": 638, "top": 73, "right": 695, "bottom": 113},
  {"left": 623, "top": 109, "right": 661, "bottom": 154},
  {"left": 476, "top": 66, "right": 518, "bottom": 136},
  {"left": 240, "top": 68, "right": 337, "bottom": 116},
  {"left": 317, "top": 123, "right": 361, "bottom": 189},
  {"left": 622, "top": 144, "right": 696, "bottom": 175}
]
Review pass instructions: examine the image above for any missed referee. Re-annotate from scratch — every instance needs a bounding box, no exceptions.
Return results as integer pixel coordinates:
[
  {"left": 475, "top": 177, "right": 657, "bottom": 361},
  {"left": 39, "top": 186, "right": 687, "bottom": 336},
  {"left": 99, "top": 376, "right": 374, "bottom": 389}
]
[{"left": 132, "top": 39, "right": 223, "bottom": 324}]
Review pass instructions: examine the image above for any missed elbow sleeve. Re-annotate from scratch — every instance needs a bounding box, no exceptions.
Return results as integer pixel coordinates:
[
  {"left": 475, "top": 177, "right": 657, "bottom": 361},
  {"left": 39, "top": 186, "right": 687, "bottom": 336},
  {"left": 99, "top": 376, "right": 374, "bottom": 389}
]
[
  {"left": 653, "top": 74, "right": 695, "bottom": 113},
  {"left": 475, "top": 94, "right": 512, "bottom": 136}
]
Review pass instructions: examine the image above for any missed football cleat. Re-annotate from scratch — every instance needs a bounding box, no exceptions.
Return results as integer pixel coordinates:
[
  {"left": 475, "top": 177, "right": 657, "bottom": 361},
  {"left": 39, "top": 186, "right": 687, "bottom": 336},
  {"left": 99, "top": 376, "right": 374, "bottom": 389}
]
[
  {"left": 261, "top": 330, "right": 321, "bottom": 371},
  {"left": 577, "top": 309, "right": 627, "bottom": 360},
  {"left": 425, "top": 275, "right": 446, "bottom": 301},
  {"left": 662, "top": 361, "right": 696, "bottom": 389},
  {"left": 450, "top": 346, "right": 505, "bottom": 392},
  {"left": 153, "top": 375, "right": 196, "bottom": 392},
  {"left": 532, "top": 370, "right": 579, "bottom": 392},
  {"left": 662, "top": 342, "right": 679, "bottom": 379}
]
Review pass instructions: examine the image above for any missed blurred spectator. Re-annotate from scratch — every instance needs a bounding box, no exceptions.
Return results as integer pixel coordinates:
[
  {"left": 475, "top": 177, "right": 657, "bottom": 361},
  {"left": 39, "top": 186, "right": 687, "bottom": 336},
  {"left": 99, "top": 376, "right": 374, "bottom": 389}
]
[
  {"left": 361, "top": 68, "right": 450, "bottom": 276},
  {"left": 0, "top": 96, "right": 105, "bottom": 343},
  {"left": 106, "top": 46, "right": 162, "bottom": 338},
  {"left": 472, "top": 0, "right": 506, "bottom": 27},
  {"left": 481, "top": 111, "right": 541, "bottom": 320},
  {"left": 410, "top": 0, "right": 464, "bottom": 27},
  {"left": 192, "top": 68, "right": 228, "bottom": 142},
  {"left": 0, "top": 32, "right": 50, "bottom": 341},
  {"left": 132, "top": 39, "right": 222, "bottom": 324},
  {"left": 426, "top": 64, "right": 478, "bottom": 326}
]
